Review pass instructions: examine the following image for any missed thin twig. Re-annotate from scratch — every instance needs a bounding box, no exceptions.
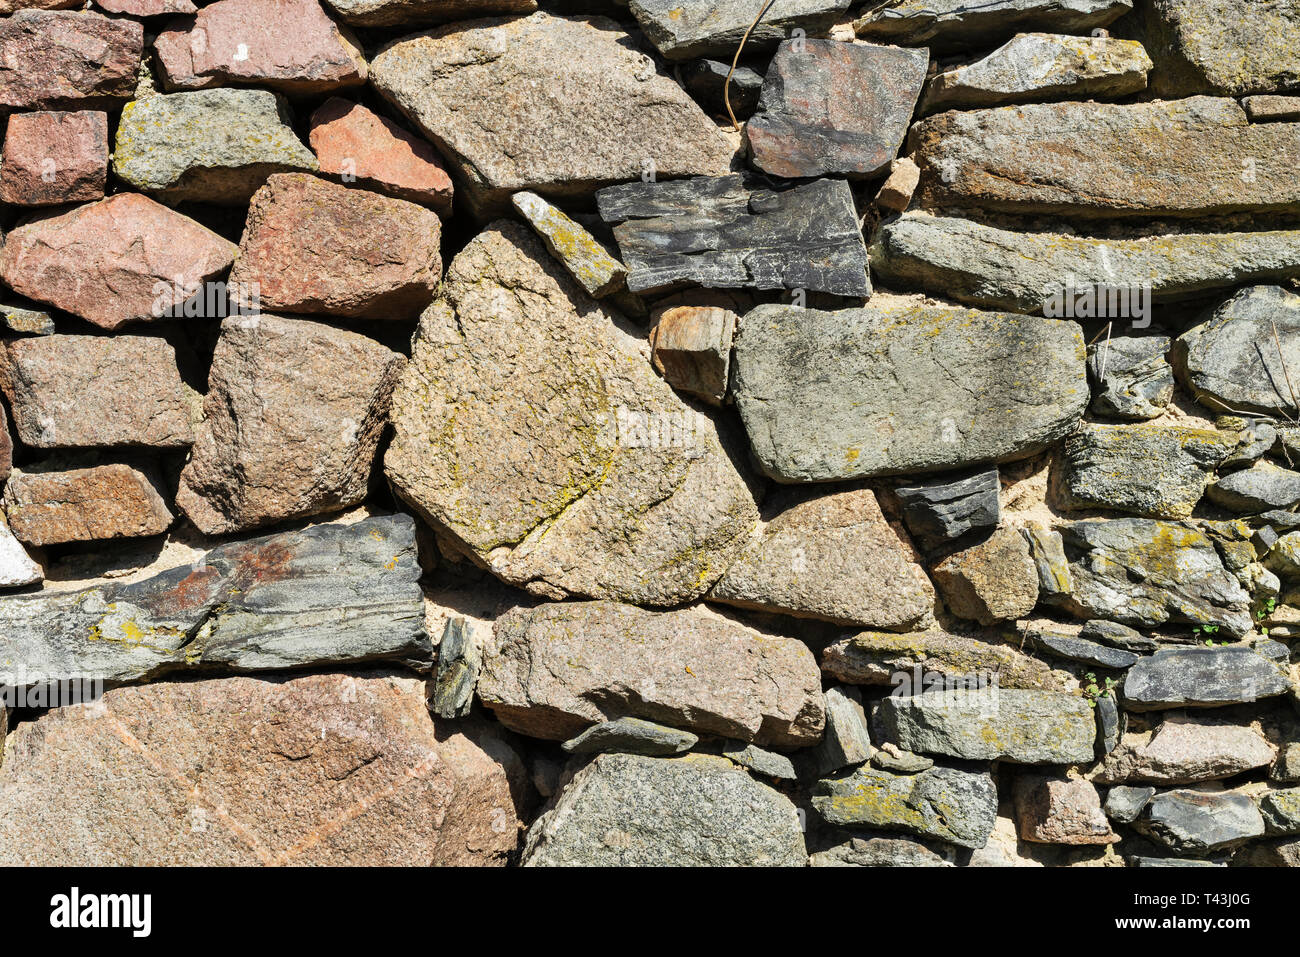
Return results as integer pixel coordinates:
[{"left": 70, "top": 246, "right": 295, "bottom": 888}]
[
  {"left": 725, "top": 0, "right": 777, "bottom": 132},
  {"left": 1096, "top": 321, "right": 1113, "bottom": 385},
  {"left": 1272, "top": 320, "right": 1300, "bottom": 419}
]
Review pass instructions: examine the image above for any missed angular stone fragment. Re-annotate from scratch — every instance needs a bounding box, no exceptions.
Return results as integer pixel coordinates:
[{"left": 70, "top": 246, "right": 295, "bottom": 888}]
[
  {"left": 3, "top": 463, "right": 172, "bottom": 547},
  {"left": 0, "top": 673, "right": 520, "bottom": 865},
  {"left": 1143, "top": 0, "right": 1300, "bottom": 97},
  {"left": 808, "top": 686, "right": 873, "bottom": 776},
  {"left": 648, "top": 305, "right": 734, "bottom": 404},
  {"left": 0, "top": 193, "right": 236, "bottom": 330},
  {"left": 95, "top": 0, "right": 195, "bottom": 12},
  {"left": 1027, "top": 630, "right": 1138, "bottom": 670},
  {"left": 747, "top": 40, "right": 928, "bottom": 179},
  {"left": 598, "top": 176, "right": 871, "bottom": 298},
  {"left": 0, "top": 110, "right": 107, "bottom": 206},
  {"left": 153, "top": 0, "right": 367, "bottom": 94},
  {"left": 430, "top": 617, "right": 480, "bottom": 720},
  {"left": 384, "top": 223, "right": 760, "bottom": 606},
  {"left": 0, "top": 302, "right": 54, "bottom": 337},
  {"left": 0, "top": 515, "right": 41, "bottom": 588},
  {"left": 323, "top": 0, "right": 534, "bottom": 26},
  {"left": 719, "top": 741, "right": 798, "bottom": 781},
  {"left": 683, "top": 59, "right": 764, "bottom": 120},
  {"left": 810, "top": 835, "right": 953, "bottom": 867},
  {"left": 1096, "top": 715, "right": 1276, "bottom": 785},
  {"left": 912, "top": 98, "right": 1300, "bottom": 219},
  {"left": 821, "top": 629, "right": 1062, "bottom": 690},
  {"left": 370, "top": 13, "right": 733, "bottom": 216},
  {"left": 1209, "top": 461, "right": 1300, "bottom": 514},
  {"left": 177, "top": 315, "right": 404, "bottom": 536},
  {"left": 932, "top": 526, "right": 1040, "bottom": 625},
  {"left": 872, "top": 744, "right": 934, "bottom": 774},
  {"left": 876, "top": 157, "right": 920, "bottom": 212},
  {"left": 893, "top": 469, "right": 1000, "bottom": 557},
  {"left": 229, "top": 174, "right": 442, "bottom": 320},
  {"left": 0, "top": 11, "right": 142, "bottom": 110},
  {"left": 731, "top": 302, "right": 1087, "bottom": 482},
  {"left": 561, "top": 718, "right": 697, "bottom": 758},
  {"left": 512, "top": 191, "right": 626, "bottom": 298},
  {"left": 309, "top": 97, "right": 453, "bottom": 214},
  {"left": 1123, "top": 646, "right": 1293, "bottom": 711},
  {"left": 811, "top": 763, "right": 997, "bottom": 849},
  {"left": 629, "top": 0, "right": 850, "bottom": 60},
  {"left": 1014, "top": 775, "right": 1118, "bottom": 845},
  {"left": 1135, "top": 789, "right": 1265, "bottom": 856},
  {"left": 855, "top": 0, "right": 1132, "bottom": 53},
  {"left": 1245, "top": 95, "right": 1300, "bottom": 121},
  {"left": 710, "top": 487, "right": 936, "bottom": 629},
  {"left": 1104, "top": 785, "right": 1155, "bottom": 823},
  {"left": 1024, "top": 523, "right": 1072, "bottom": 602},
  {"left": 1088, "top": 336, "right": 1174, "bottom": 421},
  {"left": 1260, "top": 788, "right": 1300, "bottom": 835},
  {"left": 523, "top": 753, "right": 806, "bottom": 866},
  {"left": 877, "top": 689, "right": 1097, "bottom": 764},
  {"left": 480, "top": 601, "right": 824, "bottom": 747},
  {"left": 114, "top": 89, "right": 317, "bottom": 205}
]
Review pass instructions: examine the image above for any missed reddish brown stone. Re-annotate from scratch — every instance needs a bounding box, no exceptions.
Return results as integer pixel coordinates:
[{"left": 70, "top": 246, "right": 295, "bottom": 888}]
[
  {"left": 0, "top": 111, "right": 108, "bottom": 206},
  {"left": 0, "top": 10, "right": 142, "bottom": 111},
  {"left": 308, "top": 97, "right": 453, "bottom": 214},
  {"left": 154, "top": 0, "right": 367, "bottom": 94},
  {"left": 95, "top": 0, "right": 196, "bottom": 14},
  {"left": 229, "top": 173, "right": 442, "bottom": 319},
  {"left": 1013, "top": 775, "right": 1119, "bottom": 846},
  {"left": 3, "top": 463, "right": 174, "bottom": 546},
  {"left": 0, "top": 193, "right": 237, "bottom": 330},
  {"left": 0, "top": 404, "right": 12, "bottom": 485},
  {"left": 0, "top": 0, "right": 81, "bottom": 13}
]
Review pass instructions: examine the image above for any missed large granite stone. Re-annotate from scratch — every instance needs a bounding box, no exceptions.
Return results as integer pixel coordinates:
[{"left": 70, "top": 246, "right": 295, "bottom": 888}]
[
  {"left": 0, "top": 110, "right": 107, "bottom": 206},
  {"left": 931, "top": 526, "right": 1040, "bottom": 626},
  {"left": 821, "top": 629, "right": 1063, "bottom": 691},
  {"left": 1096, "top": 715, "right": 1276, "bottom": 785},
  {"left": 855, "top": 0, "right": 1132, "bottom": 53},
  {"left": 0, "top": 10, "right": 142, "bottom": 110},
  {"left": 1123, "top": 646, "right": 1293, "bottom": 711},
  {"left": 629, "top": 0, "right": 850, "bottom": 60},
  {"left": 1013, "top": 774, "right": 1118, "bottom": 845},
  {"left": 3, "top": 463, "right": 173, "bottom": 547}
]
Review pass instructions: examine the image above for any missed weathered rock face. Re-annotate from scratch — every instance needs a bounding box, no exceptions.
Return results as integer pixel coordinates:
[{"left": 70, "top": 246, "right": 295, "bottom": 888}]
[
  {"left": 384, "top": 223, "right": 761, "bottom": 607},
  {"left": 512, "top": 191, "right": 626, "bottom": 299},
  {"left": 1123, "top": 647, "right": 1293, "bottom": 711},
  {"left": 1014, "top": 775, "right": 1117, "bottom": 845},
  {"left": 931, "top": 527, "right": 1040, "bottom": 625},
  {"left": 1246, "top": 95, "right": 1300, "bottom": 121},
  {"left": 1096, "top": 715, "right": 1277, "bottom": 785},
  {"left": 479, "top": 601, "right": 824, "bottom": 747},
  {"left": 1028, "top": 629, "right": 1138, "bottom": 670},
  {"left": 1088, "top": 337, "right": 1175, "bottom": 421},
  {"left": 730, "top": 302, "right": 1087, "bottom": 482},
  {"left": 1135, "top": 789, "right": 1266, "bottom": 857},
  {"left": 709, "top": 487, "right": 937, "bottom": 630},
  {"left": 892, "top": 469, "right": 1001, "bottom": 557},
  {"left": 0, "top": 10, "right": 142, "bottom": 110},
  {"left": 323, "top": 0, "right": 535, "bottom": 27},
  {"left": 809, "top": 686, "right": 873, "bottom": 776},
  {"left": 561, "top": 718, "right": 697, "bottom": 758},
  {"left": 683, "top": 59, "right": 765, "bottom": 120},
  {"left": 911, "top": 98, "right": 1300, "bottom": 219},
  {"left": 0, "top": 673, "right": 522, "bottom": 865},
  {"left": 1209, "top": 462, "right": 1300, "bottom": 514},
  {"left": 3, "top": 463, "right": 173, "bottom": 547},
  {"left": 810, "top": 835, "right": 953, "bottom": 867},
  {"left": 0, "top": 515, "right": 42, "bottom": 588},
  {"left": 176, "top": 316, "right": 405, "bottom": 536},
  {"left": 0, "top": 193, "right": 237, "bottom": 330},
  {"left": 523, "top": 753, "right": 806, "bottom": 866},
  {"left": 821, "top": 629, "right": 1063, "bottom": 691},
  {"left": 1143, "top": 0, "right": 1300, "bottom": 97},
  {"left": 854, "top": 0, "right": 1132, "bottom": 53},
  {"left": 648, "top": 305, "right": 734, "bottom": 404},
  {"left": 1260, "top": 788, "right": 1300, "bottom": 835},
  {"left": 629, "top": 0, "right": 850, "bottom": 61},
  {"left": 0, "top": 110, "right": 107, "bottom": 206},
  {"left": 370, "top": 13, "right": 733, "bottom": 216}
]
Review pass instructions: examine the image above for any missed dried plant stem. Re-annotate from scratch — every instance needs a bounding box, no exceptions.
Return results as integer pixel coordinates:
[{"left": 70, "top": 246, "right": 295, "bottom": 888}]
[
  {"left": 725, "top": 0, "right": 777, "bottom": 132},
  {"left": 1272, "top": 320, "right": 1300, "bottom": 419}
]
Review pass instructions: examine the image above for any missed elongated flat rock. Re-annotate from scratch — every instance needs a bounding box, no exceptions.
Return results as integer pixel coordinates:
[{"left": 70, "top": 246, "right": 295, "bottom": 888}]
[
  {"left": 3, "top": 463, "right": 173, "bottom": 547},
  {"left": 1123, "top": 646, "right": 1293, "bottom": 711},
  {"left": 730, "top": 301, "right": 1087, "bottom": 481},
  {"left": 1144, "top": 0, "right": 1300, "bottom": 97},
  {"left": 821, "top": 629, "right": 1063, "bottom": 691},
  {"left": 0, "top": 10, "right": 142, "bottom": 110},
  {"left": 629, "top": 0, "right": 850, "bottom": 61},
  {"left": 324, "top": 0, "right": 535, "bottom": 27},
  {"left": 855, "top": 0, "right": 1132, "bottom": 53}
]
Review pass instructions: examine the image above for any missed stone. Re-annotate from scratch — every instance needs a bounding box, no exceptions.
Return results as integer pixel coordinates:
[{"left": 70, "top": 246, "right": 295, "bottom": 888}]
[
  {"left": 1135, "top": 789, "right": 1265, "bottom": 856},
  {"left": 1024, "top": 523, "right": 1073, "bottom": 603},
  {"left": 682, "top": 59, "right": 764, "bottom": 121},
  {"left": 597, "top": 176, "right": 871, "bottom": 298},
  {"left": 872, "top": 745, "right": 934, "bottom": 774},
  {"left": 821, "top": 629, "right": 1062, "bottom": 691},
  {"left": 1, "top": 335, "right": 195, "bottom": 451},
  {"left": 912, "top": 98, "right": 1300, "bottom": 219},
  {"left": 876, "top": 157, "right": 920, "bottom": 212},
  {"left": 114, "top": 89, "right": 317, "bottom": 205},
  {"left": 1059, "top": 424, "right": 1235, "bottom": 519},
  {"left": 1097, "top": 693, "right": 1122, "bottom": 756},
  {"left": 1234, "top": 838, "right": 1300, "bottom": 866},
  {"left": 808, "top": 686, "right": 873, "bottom": 776},
  {"left": 923, "top": 33, "right": 1150, "bottom": 113},
  {"left": 176, "top": 315, "right": 405, "bottom": 536},
  {"left": 719, "top": 742, "right": 797, "bottom": 781},
  {"left": 309, "top": 97, "right": 453, "bottom": 215},
  {"left": 95, "top": 0, "right": 195, "bottom": 12},
  {"left": 1274, "top": 741, "right": 1300, "bottom": 783},
  {"left": 871, "top": 214, "right": 1300, "bottom": 315},
  {"left": 877, "top": 689, "right": 1097, "bottom": 764},
  {"left": 811, "top": 763, "right": 997, "bottom": 849},
  {"left": 3, "top": 462, "right": 173, "bottom": 548},
  {"left": 0, "top": 515, "right": 41, "bottom": 588},
  {"left": 1222, "top": 419, "right": 1276, "bottom": 469},
  {"left": 1081, "top": 621, "right": 1156, "bottom": 656},
  {"left": 228, "top": 174, "right": 442, "bottom": 320},
  {"left": 153, "top": 0, "right": 367, "bottom": 94},
  {"left": 893, "top": 469, "right": 1001, "bottom": 557},
  {"left": 0, "top": 514, "right": 429, "bottom": 686},
  {"left": 629, "top": 0, "right": 851, "bottom": 60},
  {"left": 430, "top": 618, "right": 480, "bottom": 720},
  {"left": 0, "top": 406, "right": 8, "bottom": 483},
  {"left": 1123, "top": 646, "right": 1293, "bottom": 711},
  {"left": 1143, "top": 0, "right": 1300, "bottom": 97},
  {"left": 522, "top": 753, "right": 806, "bottom": 866},
  {"left": 323, "top": 0, "right": 535, "bottom": 27},
  {"left": 1057, "top": 520, "right": 1254, "bottom": 637},
  {"left": 479, "top": 601, "right": 824, "bottom": 747},
  {"left": 1104, "top": 785, "right": 1155, "bottom": 823},
  {"left": 1028, "top": 630, "right": 1139, "bottom": 670},
  {"left": 0, "top": 11, "right": 142, "bottom": 110},
  {"left": 1209, "top": 461, "right": 1300, "bottom": 514},
  {"left": 1268, "top": 532, "right": 1300, "bottom": 578},
  {"left": 810, "top": 835, "right": 952, "bottom": 867},
  {"left": 854, "top": 0, "right": 1133, "bottom": 53},
  {"left": 730, "top": 302, "right": 1087, "bottom": 482},
  {"left": 746, "top": 40, "right": 928, "bottom": 179},
  {"left": 648, "top": 305, "right": 734, "bottom": 404},
  {"left": 1087, "top": 337, "right": 1175, "bottom": 421},
  {"left": 370, "top": 12, "right": 733, "bottom": 217},
  {"left": 561, "top": 718, "right": 698, "bottom": 757},
  {"left": 0, "top": 193, "right": 237, "bottom": 331},
  {"left": 0, "top": 110, "right": 107, "bottom": 206},
  {"left": 511, "top": 191, "right": 626, "bottom": 298},
  {"left": 1260, "top": 788, "right": 1300, "bottom": 834},
  {"left": 384, "top": 223, "right": 761, "bottom": 607},
  {"left": 710, "top": 487, "right": 936, "bottom": 629},
  {"left": 1014, "top": 775, "right": 1118, "bottom": 845},
  {"left": 1245, "top": 95, "right": 1300, "bottom": 121},
  {"left": 0, "top": 673, "right": 521, "bottom": 865},
  {"left": 0, "top": 302, "right": 54, "bottom": 337},
  {"left": 1096, "top": 716, "right": 1275, "bottom": 785},
  {"left": 931, "top": 527, "right": 1040, "bottom": 625}
]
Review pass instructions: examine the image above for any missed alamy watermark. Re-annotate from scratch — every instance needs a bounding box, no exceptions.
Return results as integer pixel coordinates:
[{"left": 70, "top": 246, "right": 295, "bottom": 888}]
[
  {"left": 1043, "top": 273, "right": 1152, "bottom": 328},
  {"left": 150, "top": 278, "right": 261, "bottom": 319}
]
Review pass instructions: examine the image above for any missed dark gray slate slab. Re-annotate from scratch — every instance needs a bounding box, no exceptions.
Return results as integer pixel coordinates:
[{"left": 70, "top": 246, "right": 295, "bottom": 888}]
[
  {"left": 893, "top": 469, "right": 1000, "bottom": 557},
  {"left": 561, "top": 717, "right": 698, "bottom": 757},
  {"left": 1104, "top": 785, "right": 1155, "bottom": 823},
  {"left": 1029, "top": 630, "right": 1139, "bottom": 669},
  {"left": 1135, "top": 789, "right": 1265, "bottom": 856},
  {"left": 430, "top": 617, "right": 480, "bottom": 719},
  {"left": 1081, "top": 619, "right": 1158, "bottom": 654},
  {"left": 855, "top": 0, "right": 1133, "bottom": 53},
  {"left": 630, "top": 0, "right": 852, "bottom": 61},
  {"left": 1123, "top": 646, "right": 1292, "bottom": 711},
  {"left": 682, "top": 59, "right": 764, "bottom": 120}
]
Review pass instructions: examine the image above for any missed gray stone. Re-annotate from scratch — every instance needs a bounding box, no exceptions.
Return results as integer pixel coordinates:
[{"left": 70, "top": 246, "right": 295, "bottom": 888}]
[
  {"left": 1143, "top": 0, "right": 1300, "bottom": 97},
  {"left": 808, "top": 686, "right": 873, "bottom": 777},
  {"left": 511, "top": 191, "right": 627, "bottom": 299},
  {"left": 1245, "top": 95, "right": 1300, "bottom": 121},
  {"left": 1130, "top": 855, "right": 1226, "bottom": 866},
  {"left": 0, "top": 515, "right": 41, "bottom": 589},
  {"left": 1209, "top": 461, "right": 1300, "bottom": 514},
  {"left": 1104, "top": 786, "right": 1155, "bottom": 823},
  {"left": 821, "top": 628, "right": 1063, "bottom": 691},
  {"left": 730, "top": 301, "right": 1087, "bottom": 482},
  {"left": 1028, "top": 630, "right": 1139, "bottom": 670},
  {"left": 1096, "top": 715, "right": 1276, "bottom": 784},
  {"left": 893, "top": 469, "right": 1001, "bottom": 557},
  {"left": 0, "top": 302, "right": 54, "bottom": 337},
  {"left": 1267, "top": 531, "right": 1300, "bottom": 578},
  {"left": 1081, "top": 619, "right": 1158, "bottom": 653},
  {"left": 1024, "top": 523, "right": 1073, "bottom": 603},
  {"left": 855, "top": 0, "right": 1133, "bottom": 53},
  {"left": 682, "top": 59, "right": 764, "bottom": 120},
  {"left": 561, "top": 718, "right": 698, "bottom": 757},
  {"left": 1260, "top": 787, "right": 1300, "bottom": 834},
  {"left": 629, "top": 0, "right": 850, "bottom": 61},
  {"left": 872, "top": 744, "right": 934, "bottom": 774},
  {"left": 719, "top": 741, "right": 798, "bottom": 781},
  {"left": 430, "top": 617, "right": 480, "bottom": 719},
  {"left": 1232, "top": 837, "right": 1300, "bottom": 866},
  {"left": 1097, "top": 693, "right": 1123, "bottom": 756},
  {"left": 931, "top": 527, "right": 1040, "bottom": 626},
  {"left": 809, "top": 835, "right": 953, "bottom": 867},
  {"left": 322, "top": 0, "right": 536, "bottom": 28},
  {"left": 1123, "top": 646, "right": 1292, "bottom": 711},
  {"left": 1135, "top": 789, "right": 1265, "bottom": 856},
  {"left": 1087, "top": 336, "right": 1175, "bottom": 421}
]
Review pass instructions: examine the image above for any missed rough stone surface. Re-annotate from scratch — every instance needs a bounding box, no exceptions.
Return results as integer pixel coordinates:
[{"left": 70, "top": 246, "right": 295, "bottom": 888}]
[
  {"left": 0, "top": 515, "right": 41, "bottom": 588},
  {"left": 648, "top": 305, "right": 734, "bottom": 404},
  {"left": 3, "top": 463, "right": 172, "bottom": 547},
  {"left": 0, "top": 302, "right": 54, "bottom": 337},
  {"left": 1143, "top": 0, "right": 1300, "bottom": 97},
  {"left": 682, "top": 58, "right": 764, "bottom": 120},
  {"left": 810, "top": 835, "right": 953, "bottom": 867},
  {"left": 1104, "top": 785, "right": 1156, "bottom": 823},
  {"left": 1025, "top": 523, "right": 1073, "bottom": 602},
  {"left": 1209, "top": 461, "right": 1300, "bottom": 514},
  {"left": 0, "top": 10, "right": 142, "bottom": 110},
  {"left": 95, "top": 0, "right": 195, "bottom": 12},
  {"left": 1028, "top": 630, "right": 1139, "bottom": 670},
  {"left": 1259, "top": 788, "right": 1300, "bottom": 835},
  {"left": 1014, "top": 775, "right": 1118, "bottom": 845},
  {"left": 1245, "top": 95, "right": 1300, "bottom": 121},
  {"left": 629, "top": 0, "right": 850, "bottom": 61},
  {"left": 1123, "top": 646, "right": 1293, "bottom": 711},
  {"left": 0, "top": 110, "right": 107, "bottom": 206},
  {"left": 931, "top": 526, "right": 1040, "bottom": 625},
  {"left": 430, "top": 617, "right": 479, "bottom": 720},
  {"left": 1096, "top": 715, "right": 1276, "bottom": 785},
  {"left": 512, "top": 190, "right": 626, "bottom": 298},
  {"left": 876, "top": 157, "right": 920, "bottom": 212},
  {"left": 561, "top": 718, "right": 698, "bottom": 758},
  {"left": 893, "top": 469, "right": 1001, "bottom": 557},
  {"left": 1088, "top": 337, "right": 1175, "bottom": 421},
  {"left": 808, "top": 686, "right": 873, "bottom": 776},
  {"left": 324, "top": 0, "right": 534, "bottom": 27},
  {"left": 855, "top": 0, "right": 1133, "bottom": 53},
  {"left": 719, "top": 741, "right": 797, "bottom": 781},
  {"left": 1136, "top": 789, "right": 1265, "bottom": 856},
  {"left": 821, "top": 629, "right": 1062, "bottom": 691}
]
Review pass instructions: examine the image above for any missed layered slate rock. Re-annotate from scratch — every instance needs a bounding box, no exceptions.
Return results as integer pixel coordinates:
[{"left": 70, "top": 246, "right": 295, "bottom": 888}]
[
  {"left": 648, "top": 305, "right": 735, "bottom": 404},
  {"left": 1135, "top": 789, "right": 1266, "bottom": 857},
  {"left": 370, "top": 13, "right": 733, "bottom": 216},
  {"left": 821, "top": 629, "right": 1063, "bottom": 691},
  {"left": 228, "top": 174, "right": 442, "bottom": 320},
  {"left": 597, "top": 175, "right": 871, "bottom": 298},
  {"left": 629, "top": 0, "right": 850, "bottom": 61},
  {"left": 1143, "top": 0, "right": 1300, "bottom": 97},
  {"left": 923, "top": 33, "right": 1151, "bottom": 112},
  {"left": 523, "top": 753, "right": 806, "bottom": 866},
  {"left": 479, "top": 601, "right": 824, "bottom": 747},
  {"left": 1027, "top": 630, "right": 1138, "bottom": 670},
  {"left": 1096, "top": 715, "right": 1276, "bottom": 785},
  {"left": 931, "top": 526, "right": 1040, "bottom": 626},
  {"left": 0, "top": 336, "right": 195, "bottom": 450},
  {"left": 1013, "top": 775, "right": 1117, "bottom": 845},
  {"left": 709, "top": 487, "right": 937, "bottom": 629},
  {"left": 1088, "top": 337, "right": 1175, "bottom": 421},
  {"left": 153, "top": 0, "right": 367, "bottom": 94},
  {"left": 1123, "top": 646, "right": 1293, "bottom": 711},
  {"left": 871, "top": 215, "right": 1300, "bottom": 315},
  {"left": 429, "top": 618, "right": 480, "bottom": 720},
  {"left": 854, "top": 0, "right": 1132, "bottom": 53},
  {"left": 114, "top": 89, "right": 318, "bottom": 205},
  {"left": 0, "top": 10, "right": 142, "bottom": 110},
  {"left": 0, "top": 110, "right": 107, "bottom": 206},
  {"left": 0, "top": 515, "right": 429, "bottom": 686},
  {"left": 877, "top": 689, "right": 1097, "bottom": 764},
  {"left": 0, "top": 673, "right": 521, "bottom": 865},
  {"left": 683, "top": 59, "right": 765, "bottom": 120},
  {"left": 0, "top": 194, "right": 237, "bottom": 330},
  {"left": 3, "top": 463, "right": 173, "bottom": 547},
  {"left": 1209, "top": 462, "right": 1300, "bottom": 514},
  {"left": 730, "top": 301, "right": 1087, "bottom": 482},
  {"left": 384, "top": 223, "right": 761, "bottom": 607},
  {"left": 912, "top": 98, "right": 1300, "bottom": 219},
  {"left": 811, "top": 763, "right": 998, "bottom": 849},
  {"left": 176, "top": 316, "right": 405, "bottom": 536},
  {"left": 746, "top": 40, "right": 928, "bottom": 179},
  {"left": 893, "top": 469, "right": 1000, "bottom": 557},
  {"left": 324, "top": 0, "right": 535, "bottom": 26},
  {"left": 512, "top": 191, "right": 626, "bottom": 299}
]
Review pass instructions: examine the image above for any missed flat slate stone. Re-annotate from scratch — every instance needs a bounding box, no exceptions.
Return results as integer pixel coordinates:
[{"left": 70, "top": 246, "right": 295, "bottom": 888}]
[
  {"left": 807, "top": 686, "right": 873, "bottom": 777},
  {"left": 893, "top": 469, "right": 1001, "bottom": 557},
  {"left": 855, "top": 0, "right": 1132, "bottom": 53},
  {"left": 629, "top": 0, "right": 851, "bottom": 61},
  {"left": 1143, "top": 0, "right": 1300, "bottom": 97},
  {"left": 1028, "top": 630, "right": 1139, "bottom": 669},
  {"left": 323, "top": 0, "right": 535, "bottom": 27},
  {"left": 1135, "top": 789, "right": 1265, "bottom": 856},
  {"left": 1123, "top": 646, "right": 1293, "bottom": 711},
  {"left": 682, "top": 59, "right": 764, "bottom": 120},
  {"left": 1080, "top": 619, "right": 1158, "bottom": 653},
  {"left": 821, "top": 628, "right": 1062, "bottom": 691},
  {"left": 1259, "top": 788, "right": 1300, "bottom": 835},
  {"left": 561, "top": 718, "right": 698, "bottom": 758},
  {"left": 1209, "top": 461, "right": 1300, "bottom": 513}
]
